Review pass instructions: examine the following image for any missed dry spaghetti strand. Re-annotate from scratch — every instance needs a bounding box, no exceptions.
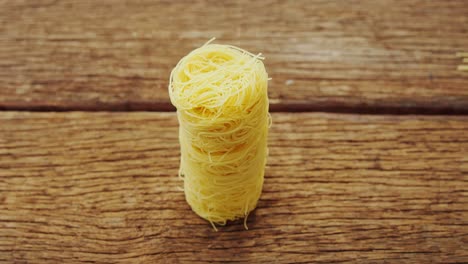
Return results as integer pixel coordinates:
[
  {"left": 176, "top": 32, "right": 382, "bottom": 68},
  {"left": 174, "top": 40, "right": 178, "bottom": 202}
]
[{"left": 169, "top": 40, "right": 270, "bottom": 229}]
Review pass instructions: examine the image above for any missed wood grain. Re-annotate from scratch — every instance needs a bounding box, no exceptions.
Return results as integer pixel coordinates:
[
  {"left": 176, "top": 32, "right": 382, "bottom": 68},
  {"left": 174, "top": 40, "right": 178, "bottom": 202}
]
[
  {"left": 1, "top": 112, "right": 467, "bottom": 263},
  {"left": 1, "top": 0, "right": 468, "bottom": 113}
]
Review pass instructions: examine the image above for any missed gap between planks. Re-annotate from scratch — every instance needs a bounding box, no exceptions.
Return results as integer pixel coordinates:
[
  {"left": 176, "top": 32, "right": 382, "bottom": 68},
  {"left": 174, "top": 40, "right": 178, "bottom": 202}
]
[{"left": 2, "top": 102, "right": 468, "bottom": 115}]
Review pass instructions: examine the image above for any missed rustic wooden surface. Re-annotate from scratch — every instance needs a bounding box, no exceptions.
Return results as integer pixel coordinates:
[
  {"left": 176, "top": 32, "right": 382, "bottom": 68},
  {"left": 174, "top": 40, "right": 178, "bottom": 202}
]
[
  {"left": 1, "top": 0, "right": 468, "bottom": 112},
  {"left": 2, "top": 0, "right": 468, "bottom": 263},
  {"left": 1, "top": 112, "right": 467, "bottom": 263}
]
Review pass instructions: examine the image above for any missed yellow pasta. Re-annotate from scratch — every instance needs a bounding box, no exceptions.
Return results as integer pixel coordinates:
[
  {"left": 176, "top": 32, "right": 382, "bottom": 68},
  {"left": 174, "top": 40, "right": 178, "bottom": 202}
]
[
  {"left": 456, "top": 52, "right": 468, "bottom": 71},
  {"left": 455, "top": 52, "right": 468, "bottom": 58},
  {"left": 168, "top": 39, "right": 270, "bottom": 230}
]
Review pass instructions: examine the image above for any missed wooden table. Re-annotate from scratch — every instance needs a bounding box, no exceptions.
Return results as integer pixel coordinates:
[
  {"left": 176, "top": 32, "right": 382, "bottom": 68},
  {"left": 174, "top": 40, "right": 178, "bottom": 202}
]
[{"left": 1, "top": 1, "right": 467, "bottom": 263}]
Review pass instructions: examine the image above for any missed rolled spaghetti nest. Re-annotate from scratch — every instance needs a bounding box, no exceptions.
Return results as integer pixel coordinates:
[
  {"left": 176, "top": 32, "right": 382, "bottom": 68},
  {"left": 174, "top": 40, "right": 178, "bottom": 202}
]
[{"left": 169, "top": 40, "right": 270, "bottom": 229}]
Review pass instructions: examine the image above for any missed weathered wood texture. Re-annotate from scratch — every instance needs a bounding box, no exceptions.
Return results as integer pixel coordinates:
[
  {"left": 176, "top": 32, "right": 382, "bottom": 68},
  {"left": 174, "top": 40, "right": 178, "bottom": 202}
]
[
  {"left": 1, "top": 0, "right": 468, "bottom": 112},
  {"left": 1, "top": 112, "right": 467, "bottom": 263}
]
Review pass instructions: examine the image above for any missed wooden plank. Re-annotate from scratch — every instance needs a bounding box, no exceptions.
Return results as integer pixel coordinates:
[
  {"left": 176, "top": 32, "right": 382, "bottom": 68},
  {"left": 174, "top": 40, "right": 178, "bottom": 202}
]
[
  {"left": 1, "top": 0, "right": 468, "bottom": 113},
  {"left": 1, "top": 112, "right": 467, "bottom": 263}
]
